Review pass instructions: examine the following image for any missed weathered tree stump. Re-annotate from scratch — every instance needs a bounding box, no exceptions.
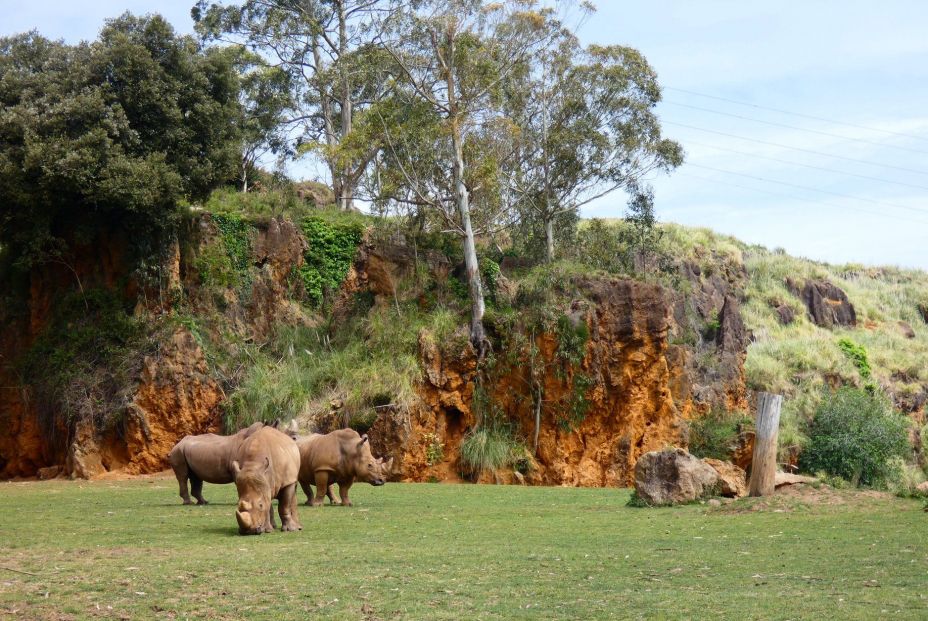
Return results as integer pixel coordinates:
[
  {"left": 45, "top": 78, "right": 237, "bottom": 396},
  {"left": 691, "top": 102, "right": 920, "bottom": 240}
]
[{"left": 749, "top": 392, "right": 783, "bottom": 497}]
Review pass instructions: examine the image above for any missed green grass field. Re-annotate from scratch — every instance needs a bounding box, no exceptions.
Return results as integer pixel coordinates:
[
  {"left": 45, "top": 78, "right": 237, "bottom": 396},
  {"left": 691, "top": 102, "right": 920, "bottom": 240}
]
[{"left": 0, "top": 479, "right": 926, "bottom": 620}]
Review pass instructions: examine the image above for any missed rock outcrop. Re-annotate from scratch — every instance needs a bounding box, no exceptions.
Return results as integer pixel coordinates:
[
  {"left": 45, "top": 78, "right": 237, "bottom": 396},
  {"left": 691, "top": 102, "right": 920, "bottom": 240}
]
[
  {"left": 789, "top": 279, "right": 856, "bottom": 328},
  {"left": 633, "top": 448, "right": 719, "bottom": 505}
]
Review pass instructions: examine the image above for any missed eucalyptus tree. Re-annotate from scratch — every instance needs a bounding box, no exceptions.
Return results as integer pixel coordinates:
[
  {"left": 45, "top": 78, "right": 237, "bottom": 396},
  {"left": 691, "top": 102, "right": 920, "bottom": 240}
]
[
  {"left": 235, "top": 51, "right": 293, "bottom": 192},
  {"left": 504, "top": 24, "right": 684, "bottom": 262},
  {"left": 193, "top": 0, "right": 399, "bottom": 209},
  {"left": 384, "top": 0, "right": 554, "bottom": 354}
]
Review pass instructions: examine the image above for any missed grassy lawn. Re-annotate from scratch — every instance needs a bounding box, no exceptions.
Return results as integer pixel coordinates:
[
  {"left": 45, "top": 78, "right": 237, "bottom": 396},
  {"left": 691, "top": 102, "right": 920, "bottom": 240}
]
[{"left": 0, "top": 478, "right": 925, "bottom": 620}]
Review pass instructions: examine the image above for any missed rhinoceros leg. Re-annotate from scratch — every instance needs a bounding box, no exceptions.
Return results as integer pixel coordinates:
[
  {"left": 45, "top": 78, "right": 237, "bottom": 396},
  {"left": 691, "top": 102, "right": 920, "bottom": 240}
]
[
  {"left": 312, "top": 471, "right": 330, "bottom": 507},
  {"left": 189, "top": 472, "right": 208, "bottom": 505},
  {"left": 327, "top": 485, "right": 339, "bottom": 506},
  {"left": 171, "top": 458, "right": 193, "bottom": 505},
  {"left": 338, "top": 480, "right": 353, "bottom": 507},
  {"left": 265, "top": 504, "right": 276, "bottom": 533},
  {"left": 300, "top": 479, "right": 314, "bottom": 506},
  {"left": 278, "top": 483, "right": 302, "bottom": 532}
]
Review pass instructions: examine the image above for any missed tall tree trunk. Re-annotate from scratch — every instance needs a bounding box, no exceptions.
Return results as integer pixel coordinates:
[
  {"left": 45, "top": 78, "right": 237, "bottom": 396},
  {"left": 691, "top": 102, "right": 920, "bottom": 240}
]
[
  {"left": 544, "top": 216, "right": 554, "bottom": 263},
  {"left": 311, "top": 29, "right": 338, "bottom": 208},
  {"left": 338, "top": 0, "right": 353, "bottom": 210},
  {"left": 452, "top": 122, "right": 487, "bottom": 353}
]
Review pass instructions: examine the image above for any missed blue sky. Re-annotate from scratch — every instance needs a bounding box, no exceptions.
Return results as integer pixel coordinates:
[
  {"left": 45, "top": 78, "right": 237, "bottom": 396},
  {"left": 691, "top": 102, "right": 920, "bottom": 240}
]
[{"left": 5, "top": 1, "right": 928, "bottom": 268}]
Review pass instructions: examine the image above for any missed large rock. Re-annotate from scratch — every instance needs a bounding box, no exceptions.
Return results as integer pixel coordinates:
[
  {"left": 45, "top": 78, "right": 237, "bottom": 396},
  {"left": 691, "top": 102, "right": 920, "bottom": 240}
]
[
  {"left": 789, "top": 279, "right": 856, "bottom": 328},
  {"left": 634, "top": 448, "right": 719, "bottom": 506},
  {"left": 702, "top": 458, "right": 747, "bottom": 498}
]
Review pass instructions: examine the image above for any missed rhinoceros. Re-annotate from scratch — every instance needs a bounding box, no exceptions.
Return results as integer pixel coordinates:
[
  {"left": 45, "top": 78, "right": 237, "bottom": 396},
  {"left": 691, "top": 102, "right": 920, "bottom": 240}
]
[
  {"left": 232, "top": 425, "right": 303, "bottom": 535},
  {"left": 168, "top": 421, "right": 266, "bottom": 505},
  {"left": 296, "top": 429, "right": 393, "bottom": 507}
]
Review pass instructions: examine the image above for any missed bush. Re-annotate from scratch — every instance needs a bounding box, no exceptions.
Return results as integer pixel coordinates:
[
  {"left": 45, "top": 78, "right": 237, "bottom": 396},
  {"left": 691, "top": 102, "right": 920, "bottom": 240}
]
[
  {"left": 687, "top": 408, "right": 753, "bottom": 461},
  {"left": 799, "top": 387, "right": 910, "bottom": 486},
  {"left": 298, "top": 214, "right": 365, "bottom": 308},
  {"left": 837, "top": 338, "right": 872, "bottom": 380},
  {"left": 460, "top": 424, "right": 520, "bottom": 475},
  {"left": 884, "top": 457, "right": 927, "bottom": 498}
]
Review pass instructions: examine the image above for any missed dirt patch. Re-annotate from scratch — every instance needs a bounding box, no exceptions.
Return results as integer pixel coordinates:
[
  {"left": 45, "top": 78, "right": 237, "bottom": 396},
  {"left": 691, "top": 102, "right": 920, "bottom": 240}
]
[{"left": 713, "top": 483, "right": 893, "bottom": 513}]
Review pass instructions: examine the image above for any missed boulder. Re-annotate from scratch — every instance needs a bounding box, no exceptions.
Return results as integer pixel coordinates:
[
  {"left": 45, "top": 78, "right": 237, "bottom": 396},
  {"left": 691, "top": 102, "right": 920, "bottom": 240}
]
[
  {"left": 634, "top": 448, "right": 719, "bottom": 506},
  {"left": 790, "top": 279, "right": 856, "bottom": 328},
  {"left": 918, "top": 304, "right": 928, "bottom": 325},
  {"left": 702, "top": 458, "right": 747, "bottom": 498}
]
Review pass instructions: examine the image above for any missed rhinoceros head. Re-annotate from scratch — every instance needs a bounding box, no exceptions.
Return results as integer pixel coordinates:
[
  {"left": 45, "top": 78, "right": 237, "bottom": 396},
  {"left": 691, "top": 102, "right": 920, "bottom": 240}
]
[
  {"left": 232, "top": 458, "right": 272, "bottom": 536},
  {"left": 353, "top": 435, "right": 390, "bottom": 486}
]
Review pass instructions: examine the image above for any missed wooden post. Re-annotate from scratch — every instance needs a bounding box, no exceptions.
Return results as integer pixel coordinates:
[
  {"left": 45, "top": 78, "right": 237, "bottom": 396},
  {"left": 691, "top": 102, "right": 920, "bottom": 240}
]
[{"left": 749, "top": 392, "right": 783, "bottom": 497}]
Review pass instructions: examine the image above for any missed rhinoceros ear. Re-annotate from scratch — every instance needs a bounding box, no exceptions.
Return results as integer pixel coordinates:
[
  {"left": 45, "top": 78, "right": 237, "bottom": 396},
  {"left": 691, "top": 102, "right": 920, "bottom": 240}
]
[
  {"left": 358, "top": 435, "right": 369, "bottom": 448},
  {"left": 231, "top": 461, "right": 241, "bottom": 475},
  {"left": 384, "top": 457, "right": 394, "bottom": 472},
  {"left": 263, "top": 456, "right": 271, "bottom": 472}
]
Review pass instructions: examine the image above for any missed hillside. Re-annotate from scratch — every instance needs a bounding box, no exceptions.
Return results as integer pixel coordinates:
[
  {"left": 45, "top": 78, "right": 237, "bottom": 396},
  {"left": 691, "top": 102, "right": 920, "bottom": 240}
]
[{"left": 1, "top": 189, "right": 926, "bottom": 486}]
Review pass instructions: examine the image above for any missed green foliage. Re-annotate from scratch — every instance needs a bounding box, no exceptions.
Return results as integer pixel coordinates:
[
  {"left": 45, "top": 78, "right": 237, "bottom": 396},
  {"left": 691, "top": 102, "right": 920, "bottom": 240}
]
[
  {"left": 18, "top": 289, "right": 151, "bottom": 442},
  {"left": 883, "top": 457, "right": 928, "bottom": 498},
  {"left": 460, "top": 423, "right": 520, "bottom": 475},
  {"left": 222, "top": 303, "right": 455, "bottom": 432},
  {"left": 0, "top": 15, "right": 242, "bottom": 269},
  {"left": 480, "top": 257, "right": 501, "bottom": 303},
  {"left": 556, "top": 373, "right": 595, "bottom": 432},
  {"left": 688, "top": 409, "right": 753, "bottom": 461},
  {"left": 837, "top": 338, "right": 872, "bottom": 380},
  {"left": 195, "top": 213, "right": 254, "bottom": 289},
  {"left": 298, "top": 214, "right": 365, "bottom": 308},
  {"left": 799, "top": 387, "right": 910, "bottom": 487},
  {"left": 424, "top": 433, "right": 445, "bottom": 467},
  {"left": 555, "top": 314, "right": 589, "bottom": 368}
]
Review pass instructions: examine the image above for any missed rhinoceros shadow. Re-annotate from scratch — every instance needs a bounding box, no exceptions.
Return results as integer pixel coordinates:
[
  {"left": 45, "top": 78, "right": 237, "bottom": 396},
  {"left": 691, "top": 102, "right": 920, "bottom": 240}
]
[{"left": 200, "top": 525, "right": 241, "bottom": 537}]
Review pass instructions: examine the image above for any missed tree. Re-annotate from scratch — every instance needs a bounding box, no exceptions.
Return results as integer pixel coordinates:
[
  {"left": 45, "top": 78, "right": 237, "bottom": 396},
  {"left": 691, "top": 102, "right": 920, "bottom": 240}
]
[
  {"left": 235, "top": 51, "right": 294, "bottom": 193},
  {"left": 193, "top": 0, "right": 399, "bottom": 209},
  {"left": 504, "top": 25, "right": 683, "bottom": 262},
  {"left": 384, "top": 0, "right": 552, "bottom": 354},
  {"left": 0, "top": 14, "right": 242, "bottom": 269}
]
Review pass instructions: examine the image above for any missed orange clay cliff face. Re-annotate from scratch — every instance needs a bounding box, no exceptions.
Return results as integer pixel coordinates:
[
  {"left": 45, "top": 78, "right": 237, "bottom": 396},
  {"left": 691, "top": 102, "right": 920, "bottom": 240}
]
[
  {"left": 369, "top": 273, "right": 748, "bottom": 487},
  {"left": 0, "top": 215, "right": 307, "bottom": 480},
  {"left": 0, "top": 222, "right": 748, "bottom": 485}
]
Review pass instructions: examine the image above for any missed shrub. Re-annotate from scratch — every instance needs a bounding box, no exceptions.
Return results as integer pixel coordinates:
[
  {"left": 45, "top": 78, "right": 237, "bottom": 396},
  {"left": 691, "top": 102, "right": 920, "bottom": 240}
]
[
  {"left": 799, "top": 387, "right": 910, "bottom": 486},
  {"left": 687, "top": 408, "right": 753, "bottom": 461},
  {"left": 299, "top": 214, "right": 364, "bottom": 308},
  {"left": 18, "top": 289, "right": 151, "bottom": 445},
  {"left": 460, "top": 424, "right": 520, "bottom": 474},
  {"left": 884, "top": 457, "right": 927, "bottom": 498},
  {"left": 837, "top": 338, "right": 872, "bottom": 380},
  {"left": 424, "top": 433, "right": 444, "bottom": 466}
]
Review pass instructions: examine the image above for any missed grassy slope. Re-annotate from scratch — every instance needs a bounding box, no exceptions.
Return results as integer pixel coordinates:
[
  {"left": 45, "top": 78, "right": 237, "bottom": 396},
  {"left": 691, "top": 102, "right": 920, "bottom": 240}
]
[
  {"left": 1, "top": 479, "right": 926, "bottom": 620},
  {"left": 660, "top": 223, "right": 928, "bottom": 453}
]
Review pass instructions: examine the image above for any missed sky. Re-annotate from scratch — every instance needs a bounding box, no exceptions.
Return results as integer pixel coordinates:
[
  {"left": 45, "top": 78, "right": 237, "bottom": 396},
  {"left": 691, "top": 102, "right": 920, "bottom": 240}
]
[{"left": 4, "top": 1, "right": 928, "bottom": 268}]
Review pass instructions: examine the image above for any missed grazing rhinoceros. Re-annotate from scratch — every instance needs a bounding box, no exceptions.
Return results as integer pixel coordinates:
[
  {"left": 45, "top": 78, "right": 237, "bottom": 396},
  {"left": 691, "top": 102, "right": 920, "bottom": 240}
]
[
  {"left": 232, "top": 425, "right": 302, "bottom": 535},
  {"left": 168, "top": 421, "right": 266, "bottom": 505},
  {"left": 296, "top": 429, "right": 393, "bottom": 507}
]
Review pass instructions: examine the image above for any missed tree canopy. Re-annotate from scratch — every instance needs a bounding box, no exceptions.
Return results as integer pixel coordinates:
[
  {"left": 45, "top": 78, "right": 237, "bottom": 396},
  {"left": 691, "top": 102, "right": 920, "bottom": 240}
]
[{"left": 0, "top": 13, "right": 243, "bottom": 267}]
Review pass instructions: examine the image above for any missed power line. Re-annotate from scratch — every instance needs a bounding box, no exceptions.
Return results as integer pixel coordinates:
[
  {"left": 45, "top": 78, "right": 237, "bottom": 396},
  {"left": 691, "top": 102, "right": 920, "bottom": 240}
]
[
  {"left": 664, "top": 101, "right": 928, "bottom": 156},
  {"left": 686, "top": 162, "right": 928, "bottom": 215},
  {"left": 677, "top": 172, "right": 928, "bottom": 225},
  {"left": 665, "top": 86, "right": 928, "bottom": 144},
  {"left": 684, "top": 139, "right": 928, "bottom": 192},
  {"left": 664, "top": 121, "right": 928, "bottom": 178}
]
